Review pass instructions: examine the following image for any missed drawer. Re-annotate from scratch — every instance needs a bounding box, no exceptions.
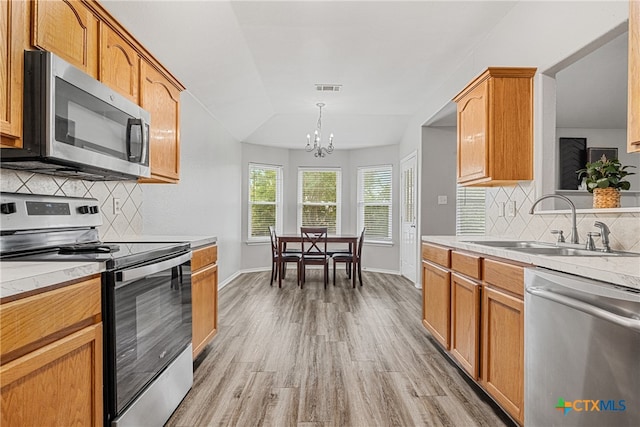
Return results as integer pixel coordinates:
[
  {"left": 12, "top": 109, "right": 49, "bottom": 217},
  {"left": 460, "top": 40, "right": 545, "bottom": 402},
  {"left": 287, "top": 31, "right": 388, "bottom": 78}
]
[
  {"left": 451, "top": 251, "right": 482, "bottom": 279},
  {"left": 483, "top": 258, "right": 524, "bottom": 297},
  {"left": 0, "top": 277, "right": 101, "bottom": 363},
  {"left": 192, "top": 244, "right": 218, "bottom": 271},
  {"left": 422, "top": 243, "right": 451, "bottom": 267}
]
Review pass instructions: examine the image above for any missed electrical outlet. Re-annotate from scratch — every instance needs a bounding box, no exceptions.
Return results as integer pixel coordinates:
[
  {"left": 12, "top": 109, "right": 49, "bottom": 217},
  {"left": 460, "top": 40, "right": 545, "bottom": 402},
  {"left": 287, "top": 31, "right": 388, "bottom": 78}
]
[
  {"left": 498, "top": 202, "right": 505, "bottom": 217},
  {"left": 113, "top": 198, "right": 122, "bottom": 215},
  {"left": 437, "top": 195, "right": 448, "bottom": 205},
  {"left": 507, "top": 200, "right": 516, "bottom": 217}
]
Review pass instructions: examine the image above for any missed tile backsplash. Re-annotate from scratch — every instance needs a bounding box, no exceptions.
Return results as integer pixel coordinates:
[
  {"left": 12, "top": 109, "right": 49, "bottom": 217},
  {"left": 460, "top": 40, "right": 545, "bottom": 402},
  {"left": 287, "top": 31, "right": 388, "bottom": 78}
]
[
  {"left": 0, "top": 168, "right": 143, "bottom": 239},
  {"left": 485, "top": 181, "right": 640, "bottom": 253}
]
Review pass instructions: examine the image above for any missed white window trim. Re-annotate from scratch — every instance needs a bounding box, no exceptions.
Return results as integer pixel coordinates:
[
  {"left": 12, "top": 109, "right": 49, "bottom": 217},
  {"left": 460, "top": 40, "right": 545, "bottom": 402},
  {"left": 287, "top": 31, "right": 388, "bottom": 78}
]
[
  {"left": 297, "top": 167, "right": 342, "bottom": 235},
  {"left": 248, "top": 163, "right": 283, "bottom": 242},
  {"left": 357, "top": 164, "right": 393, "bottom": 243}
]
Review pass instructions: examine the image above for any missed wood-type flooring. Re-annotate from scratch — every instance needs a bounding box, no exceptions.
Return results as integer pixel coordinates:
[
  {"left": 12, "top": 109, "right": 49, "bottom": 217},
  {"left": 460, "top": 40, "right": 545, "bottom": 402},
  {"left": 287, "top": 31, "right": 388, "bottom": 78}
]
[{"left": 167, "top": 270, "right": 512, "bottom": 427}]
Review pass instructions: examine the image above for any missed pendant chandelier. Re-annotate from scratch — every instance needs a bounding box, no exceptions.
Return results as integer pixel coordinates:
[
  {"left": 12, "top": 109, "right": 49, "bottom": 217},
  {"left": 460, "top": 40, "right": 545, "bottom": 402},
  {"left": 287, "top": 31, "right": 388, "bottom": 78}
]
[{"left": 305, "top": 102, "right": 334, "bottom": 157}]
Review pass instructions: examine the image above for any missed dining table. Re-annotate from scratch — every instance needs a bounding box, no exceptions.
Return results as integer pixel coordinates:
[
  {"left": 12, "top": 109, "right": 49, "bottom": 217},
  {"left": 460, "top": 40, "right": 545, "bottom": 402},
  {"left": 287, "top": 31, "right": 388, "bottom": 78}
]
[{"left": 277, "top": 233, "right": 359, "bottom": 288}]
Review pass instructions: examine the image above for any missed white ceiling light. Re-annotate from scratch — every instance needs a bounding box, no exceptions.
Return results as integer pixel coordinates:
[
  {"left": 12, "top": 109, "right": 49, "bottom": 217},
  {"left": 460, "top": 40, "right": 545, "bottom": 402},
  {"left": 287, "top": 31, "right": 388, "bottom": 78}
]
[{"left": 305, "top": 102, "right": 334, "bottom": 158}]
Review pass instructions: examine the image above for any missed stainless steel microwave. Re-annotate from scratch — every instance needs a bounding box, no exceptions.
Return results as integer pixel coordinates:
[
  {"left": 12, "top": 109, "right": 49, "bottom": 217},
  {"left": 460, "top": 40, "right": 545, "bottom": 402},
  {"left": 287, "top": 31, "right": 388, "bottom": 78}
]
[{"left": 0, "top": 51, "right": 150, "bottom": 180}]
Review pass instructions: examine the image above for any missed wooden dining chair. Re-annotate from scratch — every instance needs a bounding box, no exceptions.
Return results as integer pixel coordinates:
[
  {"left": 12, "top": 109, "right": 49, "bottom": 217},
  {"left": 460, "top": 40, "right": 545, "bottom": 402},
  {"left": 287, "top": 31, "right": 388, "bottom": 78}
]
[
  {"left": 300, "top": 226, "right": 329, "bottom": 289},
  {"left": 269, "top": 226, "right": 301, "bottom": 288},
  {"left": 332, "top": 227, "right": 365, "bottom": 286}
]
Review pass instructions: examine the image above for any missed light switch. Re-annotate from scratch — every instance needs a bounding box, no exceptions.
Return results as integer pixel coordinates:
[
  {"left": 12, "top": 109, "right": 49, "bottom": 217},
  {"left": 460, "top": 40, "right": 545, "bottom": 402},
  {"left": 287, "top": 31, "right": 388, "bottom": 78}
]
[
  {"left": 507, "top": 200, "right": 516, "bottom": 217},
  {"left": 498, "top": 202, "right": 505, "bottom": 217},
  {"left": 437, "top": 195, "right": 448, "bottom": 205}
]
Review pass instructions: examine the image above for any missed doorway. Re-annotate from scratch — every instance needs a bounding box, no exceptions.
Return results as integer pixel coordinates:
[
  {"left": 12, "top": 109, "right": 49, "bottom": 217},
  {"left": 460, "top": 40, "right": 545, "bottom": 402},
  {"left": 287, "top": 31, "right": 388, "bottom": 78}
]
[{"left": 400, "top": 152, "right": 417, "bottom": 283}]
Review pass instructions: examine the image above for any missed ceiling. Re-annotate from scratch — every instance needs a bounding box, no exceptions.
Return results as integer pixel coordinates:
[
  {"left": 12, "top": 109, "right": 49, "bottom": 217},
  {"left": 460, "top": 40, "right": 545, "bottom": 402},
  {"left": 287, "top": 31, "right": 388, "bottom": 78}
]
[{"left": 100, "top": 1, "right": 627, "bottom": 150}]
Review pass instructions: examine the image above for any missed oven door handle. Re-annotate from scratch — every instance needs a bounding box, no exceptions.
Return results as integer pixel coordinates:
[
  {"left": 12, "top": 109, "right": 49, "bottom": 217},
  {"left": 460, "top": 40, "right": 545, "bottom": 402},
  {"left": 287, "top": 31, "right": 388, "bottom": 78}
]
[{"left": 116, "top": 252, "right": 191, "bottom": 285}]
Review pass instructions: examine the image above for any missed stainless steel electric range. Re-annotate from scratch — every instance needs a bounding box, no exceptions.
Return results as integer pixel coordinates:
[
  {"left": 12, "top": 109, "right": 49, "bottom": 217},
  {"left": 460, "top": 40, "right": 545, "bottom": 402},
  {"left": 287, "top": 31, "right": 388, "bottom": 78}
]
[{"left": 0, "top": 192, "right": 193, "bottom": 426}]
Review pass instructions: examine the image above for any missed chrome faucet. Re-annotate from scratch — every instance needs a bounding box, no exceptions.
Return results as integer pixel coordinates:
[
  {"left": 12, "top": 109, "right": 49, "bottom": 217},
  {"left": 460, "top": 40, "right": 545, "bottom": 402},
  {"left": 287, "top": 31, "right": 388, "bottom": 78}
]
[
  {"left": 593, "top": 221, "right": 612, "bottom": 252},
  {"left": 529, "top": 194, "right": 579, "bottom": 244}
]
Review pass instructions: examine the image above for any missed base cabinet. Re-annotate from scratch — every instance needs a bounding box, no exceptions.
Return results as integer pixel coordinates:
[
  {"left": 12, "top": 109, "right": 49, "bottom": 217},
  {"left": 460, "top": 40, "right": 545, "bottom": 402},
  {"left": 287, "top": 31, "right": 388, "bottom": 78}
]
[
  {"left": 450, "top": 273, "right": 480, "bottom": 380},
  {"left": 422, "top": 260, "right": 451, "bottom": 349},
  {"left": 0, "top": 277, "right": 103, "bottom": 426},
  {"left": 421, "top": 243, "right": 526, "bottom": 425},
  {"left": 192, "top": 244, "right": 218, "bottom": 359}
]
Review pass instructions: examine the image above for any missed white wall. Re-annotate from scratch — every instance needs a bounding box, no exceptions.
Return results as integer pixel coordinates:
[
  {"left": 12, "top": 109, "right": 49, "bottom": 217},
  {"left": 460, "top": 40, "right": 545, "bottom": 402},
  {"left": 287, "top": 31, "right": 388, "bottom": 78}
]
[
  {"left": 421, "top": 126, "right": 457, "bottom": 236},
  {"left": 240, "top": 143, "right": 401, "bottom": 274},
  {"left": 142, "top": 92, "right": 242, "bottom": 285}
]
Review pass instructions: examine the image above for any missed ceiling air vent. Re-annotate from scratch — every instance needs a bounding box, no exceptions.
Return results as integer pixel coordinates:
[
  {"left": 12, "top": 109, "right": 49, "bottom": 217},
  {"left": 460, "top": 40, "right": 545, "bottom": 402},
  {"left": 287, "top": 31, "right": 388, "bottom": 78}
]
[{"left": 315, "top": 84, "right": 342, "bottom": 92}]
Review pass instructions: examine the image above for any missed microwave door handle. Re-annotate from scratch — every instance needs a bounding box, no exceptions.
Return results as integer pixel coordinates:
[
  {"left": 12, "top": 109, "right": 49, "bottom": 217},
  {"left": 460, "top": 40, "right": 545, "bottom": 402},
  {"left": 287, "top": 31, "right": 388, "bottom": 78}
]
[
  {"left": 140, "top": 117, "right": 148, "bottom": 164},
  {"left": 126, "top": 118, "right": 144, "bottom": 162}
]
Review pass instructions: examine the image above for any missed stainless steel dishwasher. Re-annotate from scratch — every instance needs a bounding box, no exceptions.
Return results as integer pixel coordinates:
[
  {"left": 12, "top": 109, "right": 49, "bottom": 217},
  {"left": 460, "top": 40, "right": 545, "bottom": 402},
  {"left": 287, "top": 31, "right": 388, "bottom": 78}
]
[{"left": 524, "top": 267, "right": 640, "bottom": 427}]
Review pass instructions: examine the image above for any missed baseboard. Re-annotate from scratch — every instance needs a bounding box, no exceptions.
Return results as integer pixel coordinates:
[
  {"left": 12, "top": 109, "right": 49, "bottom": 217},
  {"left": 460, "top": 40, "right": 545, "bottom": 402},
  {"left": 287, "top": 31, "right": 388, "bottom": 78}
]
[
  {"left": 218, "top": 270, "right": 247, "bottom": 290},
  {"left": 361, "top": 267, "right": 400, "bottom": 275}
]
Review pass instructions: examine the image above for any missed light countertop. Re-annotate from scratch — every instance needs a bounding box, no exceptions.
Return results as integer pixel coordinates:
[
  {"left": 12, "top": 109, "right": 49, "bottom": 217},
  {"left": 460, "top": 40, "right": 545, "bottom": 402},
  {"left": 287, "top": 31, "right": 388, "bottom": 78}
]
[
  {"left": 1, "top": 235, "right": 217, "bottom": 301},
  {"left": 0, "top": 261, "right": 105, "bottom": 302},
  {"left": 422, "top": 235, "right": 640, "bottom": 290}
]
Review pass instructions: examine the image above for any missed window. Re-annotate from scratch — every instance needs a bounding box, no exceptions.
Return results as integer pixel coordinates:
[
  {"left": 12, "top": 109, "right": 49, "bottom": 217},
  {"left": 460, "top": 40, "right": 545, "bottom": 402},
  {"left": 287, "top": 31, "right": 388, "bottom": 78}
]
[
  {"left": 297, "top": 168, "right": 341, "bottom": 234},
  {"left": 456, "top": 186, "right": 486, "bottom": 235},
  {"left": 248, "top": 163, "right": 282, "bottom": 241},
  {"left": 357, "top": 165, "right": 392, "bottom": 242}
]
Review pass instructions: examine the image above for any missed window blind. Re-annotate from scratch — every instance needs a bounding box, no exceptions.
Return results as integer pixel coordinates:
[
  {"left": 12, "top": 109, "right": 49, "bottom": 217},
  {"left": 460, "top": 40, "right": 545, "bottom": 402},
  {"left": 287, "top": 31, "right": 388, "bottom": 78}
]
[
  {"left": 358, "top": 165, "right": 392, "bottom": 242},
  {"left": 248, "top": 163, "right": 282, "bottom": 240},
  {"left": 298, "top": 168, "right": 341, "bottom": 234},
  {"left": 455, "top": 185, "right": 486, "bottom": 235}
]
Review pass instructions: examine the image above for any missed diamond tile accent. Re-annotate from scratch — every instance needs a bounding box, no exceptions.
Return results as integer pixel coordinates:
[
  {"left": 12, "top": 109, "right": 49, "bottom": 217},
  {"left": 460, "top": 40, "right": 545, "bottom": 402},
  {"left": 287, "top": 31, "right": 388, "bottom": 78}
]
[
  {"left": 0, "top": 169, "right": 143, "bottom": 238},
  {"left": 484, "top": 181, "right": 639, "bottom": 251}
]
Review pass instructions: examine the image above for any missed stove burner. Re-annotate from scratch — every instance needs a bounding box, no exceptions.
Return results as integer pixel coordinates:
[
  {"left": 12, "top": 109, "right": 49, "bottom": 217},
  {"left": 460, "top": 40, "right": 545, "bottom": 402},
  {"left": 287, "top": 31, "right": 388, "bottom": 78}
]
[{"left": 58, "top": 243, "right": 120, "bottom": 254}]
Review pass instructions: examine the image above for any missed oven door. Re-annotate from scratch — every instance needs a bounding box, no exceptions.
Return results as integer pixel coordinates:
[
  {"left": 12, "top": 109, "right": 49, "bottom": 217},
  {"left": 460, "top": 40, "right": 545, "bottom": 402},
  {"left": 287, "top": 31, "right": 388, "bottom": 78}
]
[{"left": 104, "top": 251, "right": 192, "bottom": 422}]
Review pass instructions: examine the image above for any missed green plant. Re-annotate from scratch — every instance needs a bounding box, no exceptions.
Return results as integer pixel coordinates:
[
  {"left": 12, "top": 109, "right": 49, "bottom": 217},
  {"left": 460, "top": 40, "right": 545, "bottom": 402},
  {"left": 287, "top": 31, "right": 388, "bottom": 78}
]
[{"left": 577, "top": 155, "right": 636, "bottom": 193}]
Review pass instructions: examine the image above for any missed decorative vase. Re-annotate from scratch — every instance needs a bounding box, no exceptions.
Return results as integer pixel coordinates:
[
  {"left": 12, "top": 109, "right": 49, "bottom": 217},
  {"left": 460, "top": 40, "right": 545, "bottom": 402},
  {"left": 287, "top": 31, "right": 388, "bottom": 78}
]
[{"left": 593, "top": 187, "right": 620, "bottom": 208}]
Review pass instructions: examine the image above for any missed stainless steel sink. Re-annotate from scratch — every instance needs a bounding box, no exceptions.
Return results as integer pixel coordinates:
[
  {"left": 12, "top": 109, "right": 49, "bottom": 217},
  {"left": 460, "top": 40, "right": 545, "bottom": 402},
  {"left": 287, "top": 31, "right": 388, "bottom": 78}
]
[
  {"left": 465, "top": 240, "right": 639, "bottom": 257},
  {"left": 465, "top": 240, "right": 553, "bottom": 248},
  {"left": 509, "top": 247, "right": 630, "bottom": 256}
]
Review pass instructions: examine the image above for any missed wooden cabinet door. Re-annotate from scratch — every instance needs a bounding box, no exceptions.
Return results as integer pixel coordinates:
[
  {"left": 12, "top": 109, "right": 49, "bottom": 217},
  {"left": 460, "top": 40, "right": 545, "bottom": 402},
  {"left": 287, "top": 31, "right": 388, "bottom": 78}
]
[
  {"left": 140, "top": 59, "right": 181, "bottom": 183},
  {"left": 457, "top": 79, "right": 488, "bottom": 183},
  {"left": 482, "top": 285, "right": 524, "bottom": 425},
  {"left": 32, "top": 0, "right": 99, "bottom": 78},
  {"left": 100, "top": 23, "right": 139, "bottom": 104},
  {"left": 629, "top": 0, "right": 640, "bottom": 152},
  {"left": 0, "top": 323, "right": 103, "bottom": 427},
  {"left": 422, "top": 260, "right": 451, "bottom": 349},
  {"left": 192, "top": 263, "right": 218, "bottom": 359},
  {"left": 1, "top": 0, "right": 28, "bottom": 147},
  {"left": 450, "top": 273, "right": 480, "bottom": 379}
]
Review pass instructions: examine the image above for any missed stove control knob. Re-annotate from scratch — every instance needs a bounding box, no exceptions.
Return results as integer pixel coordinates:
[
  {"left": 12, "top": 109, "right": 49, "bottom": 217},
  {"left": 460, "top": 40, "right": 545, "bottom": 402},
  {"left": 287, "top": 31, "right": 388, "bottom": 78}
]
[
  {"left": 90, "top": 206, "right": 99, "bottom": 214},
  {"left": 1, "top": 202, "right": 17, "bottom": 214},
  {"left": 78, "top": 205, "right": 90, "bottom": 214}
]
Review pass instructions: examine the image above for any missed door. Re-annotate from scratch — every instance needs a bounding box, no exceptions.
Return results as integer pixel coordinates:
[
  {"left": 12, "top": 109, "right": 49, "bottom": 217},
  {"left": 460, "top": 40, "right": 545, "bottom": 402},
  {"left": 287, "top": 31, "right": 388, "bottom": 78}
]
[{"left": 400, "top": 152, "right": 417, "bottom": 282}]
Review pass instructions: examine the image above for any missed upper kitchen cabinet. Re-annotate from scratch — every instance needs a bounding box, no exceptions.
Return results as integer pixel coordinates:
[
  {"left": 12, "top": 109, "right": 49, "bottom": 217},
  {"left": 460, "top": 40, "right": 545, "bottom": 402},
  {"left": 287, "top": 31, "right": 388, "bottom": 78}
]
[
  {"left": 140, "top": 59, "right": 182, "bottom": 183},
  {"left": 100, "top": 23, "right": 139, "bottom": 104},
  {"left": 32, "top": 0, "right": 99, "bottom": 78},
  {"left": 453, "top": 67, "right": 536, "bottom": 186},
  {"left": 629, "top": 0, "right": 640, "bottom": 153},
  {"left": 1, "top": 0, "right": 29, "bottom": 148}
]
